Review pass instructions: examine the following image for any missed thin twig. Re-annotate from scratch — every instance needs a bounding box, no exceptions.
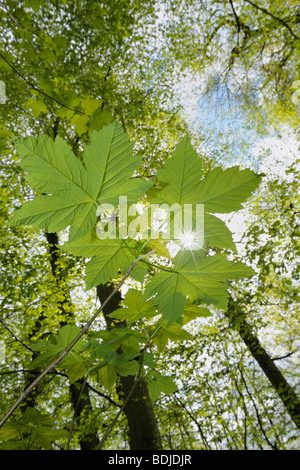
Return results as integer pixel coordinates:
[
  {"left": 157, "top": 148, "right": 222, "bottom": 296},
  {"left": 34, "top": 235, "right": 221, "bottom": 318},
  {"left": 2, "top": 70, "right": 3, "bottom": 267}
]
[
  {"left": 0, "top": 251, "right": 156, "bottom": 428},
  {"left": 173, "top": 392, "right": 211, "bottom": 450},
  {"left": 237, "top": 364, "right": 279, "bottom": 450},
  {"left": 229, "top": 0, "right": 241, "bottom": 38},
  {"left": 96, "top": 374, "right": 140, "bottom": 450},
  {"left": 66, "top": 376, "right": 88, "bottom": 450},
  {"left": 243, "top": 0, "right": 299, "bottom": 40},
  {"left": 272, "top": 350, "right": 298, "bottom": 361},
  {"left": 0, "top": 52, "right": 83, "bottom": 114},
  {"left": 0, "top": 318, "right": 33, "bottom": 353}
]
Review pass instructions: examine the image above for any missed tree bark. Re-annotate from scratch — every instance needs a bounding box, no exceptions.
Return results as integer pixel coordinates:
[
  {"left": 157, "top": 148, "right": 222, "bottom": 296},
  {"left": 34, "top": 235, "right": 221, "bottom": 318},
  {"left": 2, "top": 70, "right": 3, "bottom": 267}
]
[
  {"left": 227, "top": 298, "right": 300, "bottom": 431},
  {"left": 69, "top": 379, "right": 100, "bottom": 450},
  {"left": 97, "top": 283, "right": 163, "bottom": 450}
]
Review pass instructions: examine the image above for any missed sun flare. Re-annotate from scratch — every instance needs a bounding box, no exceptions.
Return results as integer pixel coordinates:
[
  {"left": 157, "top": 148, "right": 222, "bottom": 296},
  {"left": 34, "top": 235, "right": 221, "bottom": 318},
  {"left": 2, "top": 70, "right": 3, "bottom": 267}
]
[{"left": 179, "top": 231, "right": 196, "bottom": 249}]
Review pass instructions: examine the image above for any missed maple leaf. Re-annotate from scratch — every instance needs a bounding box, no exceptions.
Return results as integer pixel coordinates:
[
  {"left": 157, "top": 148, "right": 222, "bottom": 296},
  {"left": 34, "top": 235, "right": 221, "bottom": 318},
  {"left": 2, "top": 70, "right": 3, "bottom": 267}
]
[
  {"left": 148, "top": 134, "right": 262, "bottom": 249},
  {"left": 62, "top": 230, "right": 147, "bottom": 289},
  {"left": 144, "top": 250, "right": 255, "bottom": 324},
  {"left": 9, "top": 121, "right": 152, "bottom": 242},
  {"left": 107, "top": 289, "right": 158, "bottom": 324}
]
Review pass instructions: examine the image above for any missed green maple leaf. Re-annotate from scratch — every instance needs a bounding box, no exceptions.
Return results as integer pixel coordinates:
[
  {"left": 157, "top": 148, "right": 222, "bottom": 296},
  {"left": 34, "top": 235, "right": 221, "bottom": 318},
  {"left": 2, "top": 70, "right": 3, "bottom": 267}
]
[
  {"left": 148, "top": 134, "right": 261, "bottom": 248},
  {"left": 30, "top": 324, "right": 87, "bottom": 370},
  {"left": 146, "top": 371, "right": 177, "bottom": 401},
  {"left": 142, "top": 134, "right": 261, "bottom": 324},
  {"left": 62, "top": 230, "right": 146, "bottom": 289},
  {"left": 145, "top": 250, "right": 255, "bottom": 324},
  {"left": 107, "top": 289, "right": 158, "bottom": 324},
  {"left": 9, "top": 121, "right": 152, "bottom": 242},
  {"left": 97, "top": 351, "right": 140, "bottom": 390}
]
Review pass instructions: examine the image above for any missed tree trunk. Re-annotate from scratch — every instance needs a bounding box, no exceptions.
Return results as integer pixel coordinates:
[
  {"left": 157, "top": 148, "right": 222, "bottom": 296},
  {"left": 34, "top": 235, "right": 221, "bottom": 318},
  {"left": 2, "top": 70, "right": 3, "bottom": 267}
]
[
  {"left": 69, "top": 379, "right": 100, "bottom": 450},
  {"left": 97, "top": 283, "right": 163, "bottom": 450},
  {"left": 227, "top": 298, "right": 300, "bottom": 431}
]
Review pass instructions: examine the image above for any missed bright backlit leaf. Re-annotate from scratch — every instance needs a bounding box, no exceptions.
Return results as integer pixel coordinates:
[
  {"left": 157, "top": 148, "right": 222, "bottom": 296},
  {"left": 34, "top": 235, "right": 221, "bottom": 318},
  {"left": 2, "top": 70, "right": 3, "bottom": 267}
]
[{"left": 9, "top": 121, "right": 152, "bottom": 242}]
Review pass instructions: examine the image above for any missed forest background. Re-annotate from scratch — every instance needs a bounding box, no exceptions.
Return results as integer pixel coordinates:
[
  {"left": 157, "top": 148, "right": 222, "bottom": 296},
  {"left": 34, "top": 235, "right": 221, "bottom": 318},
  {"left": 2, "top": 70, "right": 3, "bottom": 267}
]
[{"left": 0, "top": 0, "right": 299, "bottom": 451}]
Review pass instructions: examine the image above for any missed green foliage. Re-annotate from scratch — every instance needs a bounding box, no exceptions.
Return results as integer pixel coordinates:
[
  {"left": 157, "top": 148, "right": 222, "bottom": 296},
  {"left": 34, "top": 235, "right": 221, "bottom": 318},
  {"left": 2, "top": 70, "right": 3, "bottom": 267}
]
[
  {"left": 95, "top": 352, "right": 140, "bottom": 391},
  {"left": 2, "top": 0, "right": 297, "bottom": 450},
  {"left": 61, "top": 234, "right": 147, "bottom": 289},
  {"left": 146, "top": 371, "right": 178, "bottom": 402},
  {"left": 149, "top": 135, "right": 261, "bottom": 212},
  {"left": 145, "top": 250, "right": 255, "bottom": 324},
  {"left": 7, "top": 122, "right": 261, "bottom": 418},
  {"left": 29, "top": 324, "right": 88, "bottom": 382},
  {"left": 9, "top": 122, "right": 152, "bottom": 242},
  {"left": 0, "top": 408, "right": 67, "bottom": 450},
  {"left": 107, "top": 289, "right": 158, "bottom": 324},
  {"left": 10, "top": 122, "right": 259, "bottom": 327}
]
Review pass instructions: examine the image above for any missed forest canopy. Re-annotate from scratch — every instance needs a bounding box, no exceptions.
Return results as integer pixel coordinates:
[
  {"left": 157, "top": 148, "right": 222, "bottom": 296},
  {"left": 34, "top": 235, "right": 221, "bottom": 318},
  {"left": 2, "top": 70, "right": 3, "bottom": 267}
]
[{"left": 0, "top": 0, "right": 299, "bottom": 451}]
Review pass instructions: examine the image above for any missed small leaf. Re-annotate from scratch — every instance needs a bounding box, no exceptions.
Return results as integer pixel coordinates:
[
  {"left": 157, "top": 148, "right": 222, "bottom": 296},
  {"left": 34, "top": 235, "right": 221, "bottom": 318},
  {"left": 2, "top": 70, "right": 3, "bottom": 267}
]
[
  {"left": 25, "top": 98, "right": 47, "bottom": 117},
  {"left": 96, "top": 352, "right": 139, "bottom": 390},
  {"left": 71, "top": 113, "right": 89, "bottom": 136},
  {"left": 182, "top": 302, "right": 211, "bottom": 325},
  {"left": 146, "top": 371, "right": 177, "bottom": 401},
  {"left": 108, "top": 289, "right": 157, "bottom": 324},
  {"left": 150, "top": 322, "right": 193, "bottom": 350},
  {"left": 88, "top": 109, "right": 114, "bottom": 132},
  {"left": 81, "top": 97, "right": 102, "bottom": 116}
]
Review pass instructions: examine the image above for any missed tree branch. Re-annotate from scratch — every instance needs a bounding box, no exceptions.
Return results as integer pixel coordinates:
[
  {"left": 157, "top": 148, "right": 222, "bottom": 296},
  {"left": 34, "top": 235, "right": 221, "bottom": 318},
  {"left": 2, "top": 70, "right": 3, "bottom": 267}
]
[
  {"left": 0, "top": 52, "right": 83, "bottom": 114},
  {"left": 243, "top": 0, "right": 299, "bottom": 40},
  {"left": 96, "top": 374, "right": 140, "bottom": 450},
  {"left": 229, "top": 0, "right": 241, "bottom": 39},
  {"left": 227, "top": 297, "right": 300, "bottom": 431},
  {"left": 0, "top": 318, "right": 33, "bottom": 353}
]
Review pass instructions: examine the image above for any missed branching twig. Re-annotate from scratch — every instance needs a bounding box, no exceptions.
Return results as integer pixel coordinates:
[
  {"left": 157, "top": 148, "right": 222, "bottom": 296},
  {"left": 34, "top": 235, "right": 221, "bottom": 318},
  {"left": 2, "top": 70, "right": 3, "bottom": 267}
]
[
  {"left": 173, "top": 392, "right": 211, "bottom": 450},
  {"left": 0, "top": 369, "right": 121, "bottom": 407},
  {"left": 272, "top": 350, "right": 298, "bottom": 361},
  {"left": 0, "top": 250, "right": 156, "bottom": 428},
  {"left": 0, "top": 318, "right": 33, "bottom": 353},
  {"left": 238, "top": 364, "right": 279, "bottom": 450},
  {"left": 229, "top": 0, "right": 241, "bottom": 41},
  {"left": 243, "top": 0, "right": 299, "bottom": 40}
]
